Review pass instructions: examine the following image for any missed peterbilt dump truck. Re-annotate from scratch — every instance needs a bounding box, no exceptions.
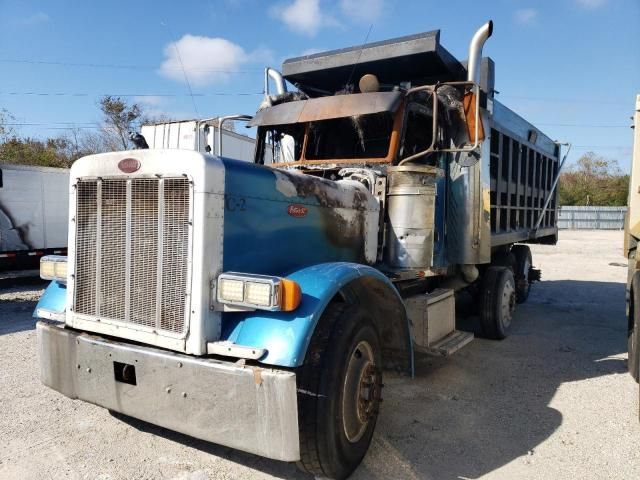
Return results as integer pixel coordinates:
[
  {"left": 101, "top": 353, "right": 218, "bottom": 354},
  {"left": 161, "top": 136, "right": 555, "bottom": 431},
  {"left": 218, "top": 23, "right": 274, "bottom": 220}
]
[
  {"left": 35, "top": 22, "right": 562, "bottom": 479},
  {"left": 625, "top": 94, "right": 640, "bottom": 418}
]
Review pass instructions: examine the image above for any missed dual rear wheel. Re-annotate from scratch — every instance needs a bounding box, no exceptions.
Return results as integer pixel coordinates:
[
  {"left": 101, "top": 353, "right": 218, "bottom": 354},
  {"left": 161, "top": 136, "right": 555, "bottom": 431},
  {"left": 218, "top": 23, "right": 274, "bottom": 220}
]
[{"left": 480, "top": 244, "right": 532, "bottom": 339}]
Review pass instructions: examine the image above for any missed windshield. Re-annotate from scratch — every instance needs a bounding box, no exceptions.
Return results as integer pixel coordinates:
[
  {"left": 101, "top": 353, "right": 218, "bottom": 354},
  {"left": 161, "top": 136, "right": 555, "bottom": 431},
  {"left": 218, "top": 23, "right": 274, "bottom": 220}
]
[
  {"left": 258, "top": 124, "right": 305, "bottom": 164},
  {"left": 305, "top": 112, "right": 393, "bottom": 160}
]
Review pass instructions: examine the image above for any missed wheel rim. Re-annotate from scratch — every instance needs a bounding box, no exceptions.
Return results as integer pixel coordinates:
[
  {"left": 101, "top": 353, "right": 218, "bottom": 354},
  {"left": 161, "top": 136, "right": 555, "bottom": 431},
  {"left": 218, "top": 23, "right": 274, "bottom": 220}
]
[
  {"left": 501, "top": 278, "right": 516, "bottom": 329},
  {"left": 342, "top": 340, "right": 380, "bottom": 443}
]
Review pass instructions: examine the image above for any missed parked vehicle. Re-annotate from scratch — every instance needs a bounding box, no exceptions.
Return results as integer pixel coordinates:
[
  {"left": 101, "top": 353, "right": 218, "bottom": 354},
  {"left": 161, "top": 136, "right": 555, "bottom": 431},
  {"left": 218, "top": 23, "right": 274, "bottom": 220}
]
[
  {"left": 140, "top": 116, "right": 260, "bottom": 161},
  {"left": 625, "top": 94, "right": 640, "bottom": 419},
  {"left": 0, "top": 164, "right": 68, "bottom": 270},
  {"left": 34, "top": 21, "right": 563, "bottom": 479}
]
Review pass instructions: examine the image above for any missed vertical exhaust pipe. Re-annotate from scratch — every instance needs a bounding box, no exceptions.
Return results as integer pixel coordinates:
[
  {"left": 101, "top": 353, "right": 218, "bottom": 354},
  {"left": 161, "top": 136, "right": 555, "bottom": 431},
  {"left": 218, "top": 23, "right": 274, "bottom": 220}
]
[
  {"left": 264, "top": 67, "right": 287, "bottom": 98},
  {"left": 467, "top": 21, "right": 493, "bottom": 84}
]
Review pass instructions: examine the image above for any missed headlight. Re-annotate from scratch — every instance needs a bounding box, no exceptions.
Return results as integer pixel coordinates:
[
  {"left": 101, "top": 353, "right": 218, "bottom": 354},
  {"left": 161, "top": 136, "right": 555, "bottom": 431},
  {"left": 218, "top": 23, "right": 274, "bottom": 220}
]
[
  {"left": 217, "top": 272, "right": 301, "bottom": 312},
  {"left": 40, "top": 255, "right": 68, "bottom": 282}
]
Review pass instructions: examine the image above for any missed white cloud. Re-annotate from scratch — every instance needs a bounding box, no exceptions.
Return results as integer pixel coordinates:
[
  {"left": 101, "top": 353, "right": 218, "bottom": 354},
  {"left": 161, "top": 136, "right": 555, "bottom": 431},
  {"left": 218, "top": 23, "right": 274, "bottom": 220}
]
[
  {"left": 21, "top": 11, "right": 49, "bottom": 26},
  {"left": 133, "top": 95, "right": 166, "bottom": 107},
  {"left": 270, "top": 0, "right": 338, "bottom": 37},
  {"left": 159, "top": 35, "right": 269, "bottom": 86},
  {"left": 270, "top": 0, "right": 383, "bottom": 36},
  {"left": 339, "top": 0, "right": 383, "bottom": 23},
  {"left": 300, "top": 47, "right": 325, "bottom": 56},
  {"left": 514, "top": 8, "right": 538, "bottom": 25},
  {"left": 575, "top": 0, "right": 608, "bottom": 9}
]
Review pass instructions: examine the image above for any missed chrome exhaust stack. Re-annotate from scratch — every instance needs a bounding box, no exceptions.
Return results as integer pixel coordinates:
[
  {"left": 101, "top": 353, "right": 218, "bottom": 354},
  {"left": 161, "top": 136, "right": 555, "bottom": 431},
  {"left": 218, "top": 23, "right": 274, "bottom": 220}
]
[
  {"left": 264, "top": 67, "right": 287, "bottom": 99},
  {"left": 467, "top": 21, "right": 493, "bottom": 85}
]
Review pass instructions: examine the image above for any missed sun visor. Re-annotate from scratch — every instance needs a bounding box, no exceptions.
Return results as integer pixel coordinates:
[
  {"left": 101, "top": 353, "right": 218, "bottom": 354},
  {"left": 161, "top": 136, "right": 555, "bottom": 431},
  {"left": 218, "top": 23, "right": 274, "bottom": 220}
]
[
  {"left": 282, "top": 30, "right": 466, "bottom": 95},
  {"left": 248, "top": 91, "right": 402, "bottom": 127}
]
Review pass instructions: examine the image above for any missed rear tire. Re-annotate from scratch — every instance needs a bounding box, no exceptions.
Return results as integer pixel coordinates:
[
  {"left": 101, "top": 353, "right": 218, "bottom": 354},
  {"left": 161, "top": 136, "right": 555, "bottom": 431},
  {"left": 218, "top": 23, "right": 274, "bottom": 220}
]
[
  {"left": 296, "top": 303, "right": 382, "bottom": 480},
  {"left": 512, "top": 245, "right": 533, "bottom": 304},
  {"left": 480, "top": 267, "right": 516, "bottom": 340}
]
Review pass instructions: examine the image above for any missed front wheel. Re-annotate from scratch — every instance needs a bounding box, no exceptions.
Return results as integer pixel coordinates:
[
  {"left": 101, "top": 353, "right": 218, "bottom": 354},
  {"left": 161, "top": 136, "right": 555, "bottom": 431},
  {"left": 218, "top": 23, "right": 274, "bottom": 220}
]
[{"left": 296, "top": 303, "right": 382, "bottom": 480}]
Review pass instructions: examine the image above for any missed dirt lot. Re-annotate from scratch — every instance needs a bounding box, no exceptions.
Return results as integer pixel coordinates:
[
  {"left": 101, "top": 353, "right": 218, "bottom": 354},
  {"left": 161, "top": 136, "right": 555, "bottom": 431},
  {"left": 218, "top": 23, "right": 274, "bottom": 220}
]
[{"left": 1, "top": 230, "right": 639, "bottom": 480}]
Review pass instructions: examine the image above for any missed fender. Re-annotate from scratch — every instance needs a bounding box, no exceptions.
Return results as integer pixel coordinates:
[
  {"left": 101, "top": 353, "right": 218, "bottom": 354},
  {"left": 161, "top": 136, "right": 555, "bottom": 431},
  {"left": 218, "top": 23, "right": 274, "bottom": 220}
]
[
  {"left": 220, "top": 262, "right": 414, "bottom": 374},
  {"left": 34, "top": 280, "right": 67, "bottom": 321}
]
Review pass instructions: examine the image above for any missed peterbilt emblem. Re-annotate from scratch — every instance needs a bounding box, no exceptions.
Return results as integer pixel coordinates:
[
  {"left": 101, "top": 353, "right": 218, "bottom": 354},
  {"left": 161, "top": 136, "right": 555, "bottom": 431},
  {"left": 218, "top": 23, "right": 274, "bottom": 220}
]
[
  {"left": 118, "top": 158, "right": 140, "bottom": 173},
  {"left": 287, "top": 204, "right": 308, "bottom": 217}
]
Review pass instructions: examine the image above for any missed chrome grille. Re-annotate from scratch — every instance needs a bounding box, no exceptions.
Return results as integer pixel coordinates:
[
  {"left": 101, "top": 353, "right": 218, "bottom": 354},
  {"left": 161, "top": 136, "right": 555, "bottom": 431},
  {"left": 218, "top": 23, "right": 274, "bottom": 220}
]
[{"left": 74, "top": 177, "right": 191, "bottom": 335}]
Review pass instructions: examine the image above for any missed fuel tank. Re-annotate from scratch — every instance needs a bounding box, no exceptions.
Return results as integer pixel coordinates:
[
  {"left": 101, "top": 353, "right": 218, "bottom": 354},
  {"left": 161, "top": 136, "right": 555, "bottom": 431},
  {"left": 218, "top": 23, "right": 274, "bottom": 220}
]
[{"left": 220, "top": 158, "right": 380, "bottom": 276}]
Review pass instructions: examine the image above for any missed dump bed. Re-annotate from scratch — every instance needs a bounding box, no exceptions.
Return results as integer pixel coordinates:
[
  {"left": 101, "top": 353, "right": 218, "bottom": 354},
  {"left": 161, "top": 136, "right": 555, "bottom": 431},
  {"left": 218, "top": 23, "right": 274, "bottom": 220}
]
[{"left": 489, "top": 101, "right": 560, "bottom": 246}]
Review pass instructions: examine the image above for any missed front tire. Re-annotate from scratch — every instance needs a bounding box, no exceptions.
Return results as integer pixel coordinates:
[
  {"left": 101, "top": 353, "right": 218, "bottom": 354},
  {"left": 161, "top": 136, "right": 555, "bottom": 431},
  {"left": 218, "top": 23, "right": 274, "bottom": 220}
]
[
  {"left": 480, "top": 266, "right": 516, "bottom": 340},
  {"left": 296, "top": 303, "right": 382, "bottom": 480}
]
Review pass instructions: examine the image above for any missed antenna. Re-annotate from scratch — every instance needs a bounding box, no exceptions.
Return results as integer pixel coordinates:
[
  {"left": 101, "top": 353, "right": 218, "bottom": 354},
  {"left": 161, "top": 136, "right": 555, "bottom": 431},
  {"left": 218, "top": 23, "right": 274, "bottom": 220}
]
[
  {"left": 161, "top": 21, "right": 199, "bottom": 116},
  {"left": 345, "top": 24, "right": 374, "bottom": 89}
]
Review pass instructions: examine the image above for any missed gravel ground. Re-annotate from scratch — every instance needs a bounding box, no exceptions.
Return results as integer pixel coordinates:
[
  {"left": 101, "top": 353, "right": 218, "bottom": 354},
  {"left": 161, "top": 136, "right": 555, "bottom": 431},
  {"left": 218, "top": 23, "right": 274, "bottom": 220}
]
[{"left": 1, "top": 230, "right": 639, "bottom": 480}]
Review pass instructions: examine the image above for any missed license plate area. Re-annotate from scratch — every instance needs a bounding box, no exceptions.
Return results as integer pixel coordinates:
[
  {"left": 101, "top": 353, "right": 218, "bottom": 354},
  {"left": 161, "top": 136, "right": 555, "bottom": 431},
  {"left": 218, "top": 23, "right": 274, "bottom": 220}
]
[{"left": 113, "top": 361, "right": 137, "bottom": 385}]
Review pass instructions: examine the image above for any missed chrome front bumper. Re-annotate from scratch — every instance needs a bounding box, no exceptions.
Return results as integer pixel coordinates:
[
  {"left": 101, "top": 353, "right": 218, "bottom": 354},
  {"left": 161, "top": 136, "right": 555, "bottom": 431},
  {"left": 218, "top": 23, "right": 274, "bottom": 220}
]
[{"left": 36, "top": 321, "right": 300, "bottom": 461}]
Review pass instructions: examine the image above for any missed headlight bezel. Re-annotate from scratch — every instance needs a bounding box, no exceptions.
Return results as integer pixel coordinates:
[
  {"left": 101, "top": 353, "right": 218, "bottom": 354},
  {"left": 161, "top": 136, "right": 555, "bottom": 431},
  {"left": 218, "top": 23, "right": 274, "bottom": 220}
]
[{"left": 216, "top": 272, "right": 300, "bottom": 312}]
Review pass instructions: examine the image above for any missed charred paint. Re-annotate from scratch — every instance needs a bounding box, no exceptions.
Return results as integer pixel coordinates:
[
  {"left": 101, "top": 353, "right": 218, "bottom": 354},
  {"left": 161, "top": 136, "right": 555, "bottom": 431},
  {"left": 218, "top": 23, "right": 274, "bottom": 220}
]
[
  {"left": 0, "top": 202, "right": 30, "bottom": 251},
  {"left": 272, "top": 169, "right": 377, "bottom": 263},
  {"left": 221, "top": 158, "right": 379, "bottom": 275}
]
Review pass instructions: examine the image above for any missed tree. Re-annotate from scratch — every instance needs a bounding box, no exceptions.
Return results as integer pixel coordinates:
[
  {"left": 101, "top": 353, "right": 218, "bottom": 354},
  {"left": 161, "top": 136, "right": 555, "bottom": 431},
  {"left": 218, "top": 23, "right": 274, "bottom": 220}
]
[
  {"left": 558, "top": 152, "right": 629, "bottom": 206},
  {"left": 0, "top": 137, "right": 73, "bottom": 168},
  {"left": 99, "top": 96, "right": 143, "bottom": 150},
  {"left": 0, "top": 108, "right": 16, "bottom": 143}
]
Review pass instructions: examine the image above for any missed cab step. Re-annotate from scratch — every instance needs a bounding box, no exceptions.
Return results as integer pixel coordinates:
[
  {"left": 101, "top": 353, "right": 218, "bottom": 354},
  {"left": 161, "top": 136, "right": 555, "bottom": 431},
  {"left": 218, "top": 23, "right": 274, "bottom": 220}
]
[
  {"left": 405, "top": 288, "right": 474, "bottom": 357},
  {"left": 418, "top": 330, "right": 474, "bottom": 356}
]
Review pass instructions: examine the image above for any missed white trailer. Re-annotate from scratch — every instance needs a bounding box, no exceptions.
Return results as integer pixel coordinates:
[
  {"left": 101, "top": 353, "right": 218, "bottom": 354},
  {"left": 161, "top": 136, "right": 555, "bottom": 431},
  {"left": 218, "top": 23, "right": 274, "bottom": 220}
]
[
  {"left": 0, "top": 164, "right": 69, "bottom": 266},
  {"left": 141, "top": 118, "right": 258, "bottom": 161}
]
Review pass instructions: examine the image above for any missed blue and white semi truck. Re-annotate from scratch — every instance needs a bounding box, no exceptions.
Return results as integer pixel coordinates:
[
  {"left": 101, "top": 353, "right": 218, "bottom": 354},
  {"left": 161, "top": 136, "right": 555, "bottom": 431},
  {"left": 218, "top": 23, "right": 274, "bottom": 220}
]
[{"left": 35, "top": 22, "right": 562, "bottom": 479}]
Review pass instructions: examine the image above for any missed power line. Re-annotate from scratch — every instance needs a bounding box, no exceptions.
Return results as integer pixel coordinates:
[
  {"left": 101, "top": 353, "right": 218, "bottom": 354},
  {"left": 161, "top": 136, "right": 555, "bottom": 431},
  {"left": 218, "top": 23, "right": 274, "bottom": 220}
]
[
  {"left": 0, "top": 58, "right": 261, "bottom": 73},
  {"left": 535, "top": 123, "right": 630, "bottom": 128},
  {"left": 573, "top": 145, "right": 631, "bottom": 149},
  {"left": 0, "top": 91, "right": 262, "bottom": 97},
  {"left": 161, "top": 22, "right": 199, "bottom": 116},
  {"left": 6, "top": 122, "right": 99, "bottom": 126},
  {"left": 5, "top": 123, "right": 633, "bottom": 146},
  {"left": 499, "top": 95, "right": 628, "bottom": 106}
]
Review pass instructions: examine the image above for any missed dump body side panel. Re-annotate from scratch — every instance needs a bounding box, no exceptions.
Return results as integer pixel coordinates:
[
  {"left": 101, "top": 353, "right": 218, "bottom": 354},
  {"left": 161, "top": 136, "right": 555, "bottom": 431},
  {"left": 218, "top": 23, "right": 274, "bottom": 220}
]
[{"left": 488, "top": 100, "right": 560, "bottom": 246}]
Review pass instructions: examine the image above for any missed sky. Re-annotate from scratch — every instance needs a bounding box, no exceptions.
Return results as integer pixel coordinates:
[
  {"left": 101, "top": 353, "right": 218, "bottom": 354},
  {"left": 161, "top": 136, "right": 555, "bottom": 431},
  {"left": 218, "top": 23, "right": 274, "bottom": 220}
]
[{"left": 0, "top": 0, "right": 639, "bottom": 169}]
